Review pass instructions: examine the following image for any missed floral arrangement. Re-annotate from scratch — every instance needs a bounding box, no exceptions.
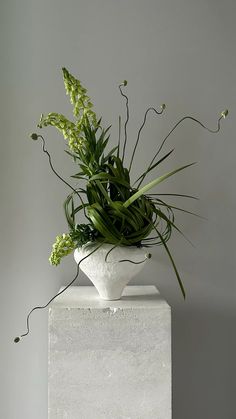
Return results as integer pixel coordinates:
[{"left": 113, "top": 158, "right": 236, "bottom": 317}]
[
  {"left": 30, "top": 67, "right": 228, "bottom": 299},
  {"left": 14, "top": 68, "right": 228, "bottom": 343}
]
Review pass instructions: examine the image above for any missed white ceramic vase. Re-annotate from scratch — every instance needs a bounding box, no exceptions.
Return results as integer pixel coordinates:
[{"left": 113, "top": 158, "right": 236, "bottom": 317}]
[{"left": 74, "top": 242, "right": 150, "bottom": 300}]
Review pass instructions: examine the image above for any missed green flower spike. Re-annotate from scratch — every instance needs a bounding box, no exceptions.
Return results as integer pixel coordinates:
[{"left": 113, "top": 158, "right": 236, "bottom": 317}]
[
  {"left": 62, "top": 67, "right": 97, "bottom": 126},
  {"left": 49, "top": 233, "right": 76, "bottom": 266},
  {"left": 38, "top": 69, "right": 98, "bottom": 153}
]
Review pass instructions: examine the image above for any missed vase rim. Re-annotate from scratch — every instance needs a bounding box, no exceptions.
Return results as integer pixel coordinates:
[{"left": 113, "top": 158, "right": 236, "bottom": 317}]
[{"left": 77, "top": 241, "right": 144, "bottom": 250}]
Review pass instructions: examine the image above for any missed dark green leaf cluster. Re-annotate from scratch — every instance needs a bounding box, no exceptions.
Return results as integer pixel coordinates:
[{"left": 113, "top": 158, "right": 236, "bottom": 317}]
[
  {"left": 70, "top": 224, "right": 99, "bottom": 246},
  {"left": 70, "top": 118, "right": 117, "bottom": 178}
]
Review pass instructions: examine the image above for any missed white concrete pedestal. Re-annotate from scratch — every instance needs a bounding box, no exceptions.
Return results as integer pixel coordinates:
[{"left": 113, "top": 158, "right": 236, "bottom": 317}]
[{"left": 48, "top": 286, "right": 171, "bottom": 419}]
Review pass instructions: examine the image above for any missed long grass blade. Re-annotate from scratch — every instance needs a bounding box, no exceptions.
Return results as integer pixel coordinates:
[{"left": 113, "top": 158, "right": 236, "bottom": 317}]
[
  {"left": 153, "top": 224, "right": 186, "bottom": 299},
  {"left": 124, "top": 163, "right": 196, "bottom": 208},
  {"left": 133, "top": 149, "right": 174, "bottom": 186}
]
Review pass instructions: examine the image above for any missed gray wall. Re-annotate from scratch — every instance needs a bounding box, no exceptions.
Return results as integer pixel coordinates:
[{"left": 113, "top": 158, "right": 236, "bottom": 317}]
[{"left": 1, "top": 0, "right": 235, "bottom": 418}]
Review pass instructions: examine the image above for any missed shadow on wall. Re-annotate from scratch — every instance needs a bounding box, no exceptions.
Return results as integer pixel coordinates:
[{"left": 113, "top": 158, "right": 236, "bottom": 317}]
[{"left": 172, "top": 307, "right": 235, "bottom": 419}]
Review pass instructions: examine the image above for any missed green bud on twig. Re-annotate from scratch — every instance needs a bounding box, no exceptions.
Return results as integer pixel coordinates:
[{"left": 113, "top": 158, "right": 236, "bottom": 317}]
[
  {"left": 30, "top": 133, "right": 39, "bottom": 141},
  {"left": 123, "top": 80, "right": 128, "bottom": 86},
  {"left": 221, "top": 109, "right": 229, "bottom": 119}
]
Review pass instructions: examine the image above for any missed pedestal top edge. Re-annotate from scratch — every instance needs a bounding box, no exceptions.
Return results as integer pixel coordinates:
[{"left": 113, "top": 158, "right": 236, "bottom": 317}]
[{"left": 50, "top": 286, "right": 170, "bottom": 309}]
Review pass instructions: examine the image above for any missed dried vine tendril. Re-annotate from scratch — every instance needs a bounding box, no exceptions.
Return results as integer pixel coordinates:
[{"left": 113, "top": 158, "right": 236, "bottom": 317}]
[
  {"left": 129, "top": 104, "right": 166, "bottom": 172},
  {"left": 136, "top": 110, "right": 229, "bottom": 188},
  {"left": 118, "top": 81, "right": 129, "bottom": 163},
  {"left": 104, "top": 241, "right": 152, "bottom": 263},
  {"left": 14, "top": 243, "right": 104, "bottom": 343},
  {"left": 31, "top": 133, "right": 89, "bottom": 220}
]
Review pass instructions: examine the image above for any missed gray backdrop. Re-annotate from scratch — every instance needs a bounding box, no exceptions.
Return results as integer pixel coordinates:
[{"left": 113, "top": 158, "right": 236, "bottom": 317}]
[{"left": 1, "top": 0, "right": 235, "bottom": 418}]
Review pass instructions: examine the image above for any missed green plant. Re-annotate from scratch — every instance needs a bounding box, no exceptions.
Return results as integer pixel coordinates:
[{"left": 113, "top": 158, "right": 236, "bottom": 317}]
[{"left": 31, "top": 68, "right": 228, "bottom": 298}]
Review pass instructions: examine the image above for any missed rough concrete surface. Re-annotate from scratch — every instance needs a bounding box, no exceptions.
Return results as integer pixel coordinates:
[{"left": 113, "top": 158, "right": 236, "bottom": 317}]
[{"left": 48, "top": 286, "right": 171, "bottom": 419}]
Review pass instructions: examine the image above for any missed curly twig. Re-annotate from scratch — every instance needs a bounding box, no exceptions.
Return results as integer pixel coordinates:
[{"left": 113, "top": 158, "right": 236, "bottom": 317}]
[
  {"left": 14, "top": 242, "right": 104, "bottom": 343},
  {"left": 119, "top": 82, "right": 129, "bottom": 163},
  {"left": 137, "top": 111, "right": 228, "bottom": 188},
  {"left": 104, "top": 242, "right": 152, "bottom": 264},
  {"left": 31, "top": 134, "right": 90, "bottom": 221},
  {"left": 129, "top": 105, "right": 166, "bottom": 172}
]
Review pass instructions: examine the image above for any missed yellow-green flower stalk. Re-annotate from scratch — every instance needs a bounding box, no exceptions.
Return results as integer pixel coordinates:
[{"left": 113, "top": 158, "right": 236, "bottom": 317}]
[
  {"left": 49, "top": 233, "right": 76, "bottom": 266},
  {"left": 38, "top": 68, "right": 98, "bottom": 153}
]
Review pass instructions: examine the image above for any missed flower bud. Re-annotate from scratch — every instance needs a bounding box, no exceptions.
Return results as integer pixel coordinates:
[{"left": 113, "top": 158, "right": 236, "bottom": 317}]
[
  {"left": 221, "top": 109, "right": 229, "bottom": 119},
  {"left": 30, "top": 133, "right": 39, "bottom": 140}
]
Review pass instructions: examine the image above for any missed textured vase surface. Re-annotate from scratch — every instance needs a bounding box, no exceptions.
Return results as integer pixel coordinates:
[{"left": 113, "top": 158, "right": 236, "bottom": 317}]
[{"left": 74, "top": 242, "right": 149, "bottom": 300}]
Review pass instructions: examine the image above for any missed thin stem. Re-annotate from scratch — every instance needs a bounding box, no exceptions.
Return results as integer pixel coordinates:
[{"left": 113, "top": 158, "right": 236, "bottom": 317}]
[
  {"left": 104, "top": 241, "right": 151, "bottom": 264},
  {"left": 14, "top": 242, "right": 104, "bottom": 343},
  {"left": 146, "top": 193, "right": 199, "bottom": 200},
  {"left": 154, "top": 200, "right": 205, "bottom": 219},
  {"left": 118, "top": 257, "right": 150, "bottom": 264},
  {"left": 137, "top": 113, "right": 225, "bottom": 189},
  {"left": 119, "top": 83, "right": 129, "bottom": 163},
  {"left": 38, "top": 135, "right": 90, "bottom": 222},
  {"left": 105, "top": 241, "right": 122, "bottom": 262},
  {"left": 117, "top": 115, "right": 121, "bottom": 158},
  {"left": 129, "top": 105, "right": 165, "bottom": 173}
]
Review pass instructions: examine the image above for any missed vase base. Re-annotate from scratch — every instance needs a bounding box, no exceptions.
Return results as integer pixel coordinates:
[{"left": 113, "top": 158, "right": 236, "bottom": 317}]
[
  {"left": 94, "top": 287, "right": 123, "bottom": 301},
  {"left": 99, "top": 295, "right": 122, "bottom": 301}
]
